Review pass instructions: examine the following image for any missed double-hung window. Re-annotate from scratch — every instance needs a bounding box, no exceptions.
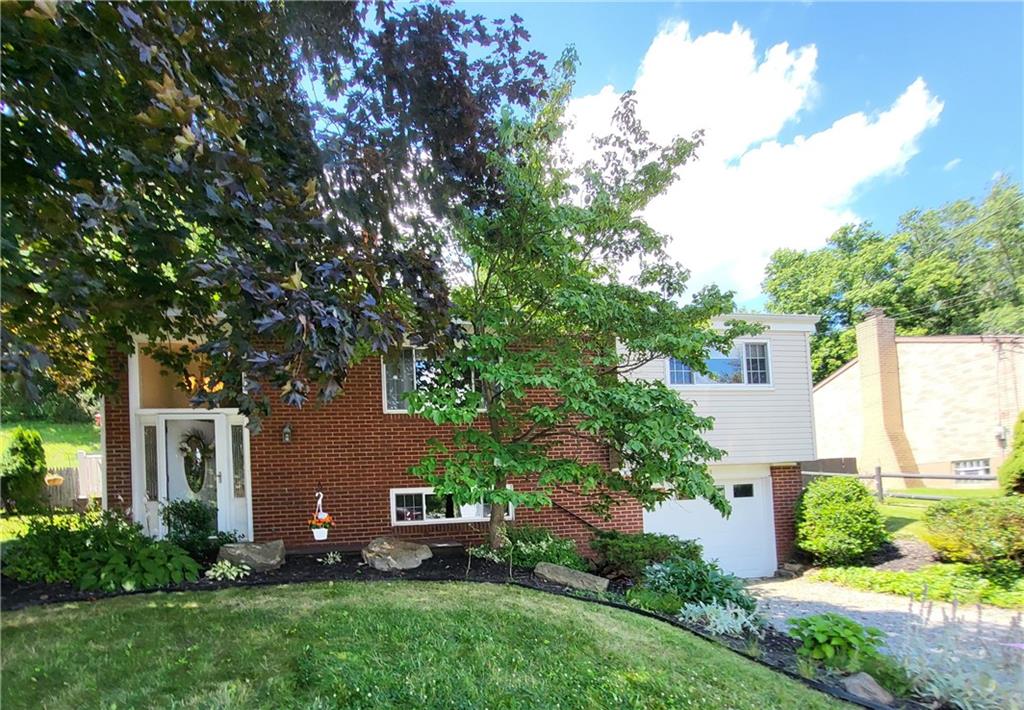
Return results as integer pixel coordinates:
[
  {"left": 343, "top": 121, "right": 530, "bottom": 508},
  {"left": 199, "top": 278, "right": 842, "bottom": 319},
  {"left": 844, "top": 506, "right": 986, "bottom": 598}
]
[
  {"left": 383, "top": 347, "right": 439, "bottom": 412},
  {"left": 668, "top": 342, "right": 771, "bottom": 386},
  {"left": 383, "top": 346, "right": 480, "bottom": 412},
  {"left": 390, "top": 487, "right": 512, "bottom": 525}
]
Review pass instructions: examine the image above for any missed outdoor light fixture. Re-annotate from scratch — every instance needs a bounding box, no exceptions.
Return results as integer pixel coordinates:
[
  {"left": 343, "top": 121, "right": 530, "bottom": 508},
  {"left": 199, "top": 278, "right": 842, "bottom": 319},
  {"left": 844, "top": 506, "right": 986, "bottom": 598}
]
[
  {"left": 282, "top": 422, "right": 293, "bottom": 444},
  {"left": 996, "top": 424, "right": 1008, "bottom": 449}
]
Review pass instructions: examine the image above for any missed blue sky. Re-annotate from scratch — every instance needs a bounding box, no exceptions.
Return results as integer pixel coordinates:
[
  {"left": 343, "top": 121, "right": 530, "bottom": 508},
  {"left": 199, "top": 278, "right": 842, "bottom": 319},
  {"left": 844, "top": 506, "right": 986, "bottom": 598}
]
[{"left": 473, "top": 2, "right": 1023, "bottom": 304}]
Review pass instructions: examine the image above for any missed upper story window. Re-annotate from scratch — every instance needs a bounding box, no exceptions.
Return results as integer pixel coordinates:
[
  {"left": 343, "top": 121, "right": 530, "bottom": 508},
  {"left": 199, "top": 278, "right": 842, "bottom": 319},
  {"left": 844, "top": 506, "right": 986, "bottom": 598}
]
[
  {"left": 669, "top": 342, "right": 771, "bottom": 386},
  {"left": 382, "top": 346, "right": 480, "bottom": 412},
  {"left": 383, "top": 347, "right": 437, "bottom": 411}
]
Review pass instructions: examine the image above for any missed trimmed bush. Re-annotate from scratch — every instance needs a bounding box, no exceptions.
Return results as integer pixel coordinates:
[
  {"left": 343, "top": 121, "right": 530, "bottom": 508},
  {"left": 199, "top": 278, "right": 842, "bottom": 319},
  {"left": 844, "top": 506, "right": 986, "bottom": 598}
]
[
  {"left": 161, "top": 499, "right": 238, "bottom": 563},
  {"left": 999, "top": 410, "right": 1024, "bottom": 495},
  {"left": 923, "top": 497, "right": 1024, "bottom": 566},
  {"left": 795, "top": 476, "right": 888, "bottom": 565},
  {"left": 0, "top": 426, "right": 47, "bottom": 512},
  {"left": 591, "top": 531, "right": 702, "bottom": 579}
]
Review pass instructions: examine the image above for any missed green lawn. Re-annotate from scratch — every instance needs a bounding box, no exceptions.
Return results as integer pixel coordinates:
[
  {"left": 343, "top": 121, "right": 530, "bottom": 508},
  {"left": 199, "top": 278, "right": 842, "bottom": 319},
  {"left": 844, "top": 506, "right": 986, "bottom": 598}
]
[
  {"left": 879, "top": 487, "right": 1003, "bottom": 539},
  {"left": 1, "top": 582, "right": 844, "bottom": 710},
  {"left": 0, "top": 421, "right": 100, "bottom": 469}
]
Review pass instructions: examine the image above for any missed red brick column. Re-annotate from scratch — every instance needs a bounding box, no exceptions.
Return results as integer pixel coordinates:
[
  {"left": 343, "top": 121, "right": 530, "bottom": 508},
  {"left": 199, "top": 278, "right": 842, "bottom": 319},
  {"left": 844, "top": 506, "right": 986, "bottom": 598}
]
[
  {"left": 770, "top": 464, "right": 803, "bottom": 564},
  {"left": 103, "top": 350, "right": 133, "bottom": 514}
]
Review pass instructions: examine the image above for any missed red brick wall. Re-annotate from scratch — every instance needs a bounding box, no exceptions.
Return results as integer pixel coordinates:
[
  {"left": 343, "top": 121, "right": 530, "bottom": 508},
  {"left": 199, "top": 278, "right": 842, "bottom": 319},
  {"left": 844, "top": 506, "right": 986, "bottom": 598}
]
[
  {"left": 104, "top": 351, "right": 642, "bottom": 551},
  {"left": 249, "top": 357, "right": 641, "bottom": 550},
  {"left": 103, "top": 352, "right": 133, "bottom": 515},
  {"left": 770, "top": 463, "right": 802, "bottom": 563}
]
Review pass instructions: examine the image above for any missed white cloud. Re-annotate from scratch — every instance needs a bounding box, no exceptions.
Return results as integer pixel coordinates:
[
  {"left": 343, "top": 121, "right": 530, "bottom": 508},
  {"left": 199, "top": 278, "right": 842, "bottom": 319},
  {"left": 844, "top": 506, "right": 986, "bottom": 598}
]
[
  {"left": 943, "top": 157, "right": 962, "bottom": 171},
  {"left": 566, "top": 20, "right": 944, "bottom": 303}
]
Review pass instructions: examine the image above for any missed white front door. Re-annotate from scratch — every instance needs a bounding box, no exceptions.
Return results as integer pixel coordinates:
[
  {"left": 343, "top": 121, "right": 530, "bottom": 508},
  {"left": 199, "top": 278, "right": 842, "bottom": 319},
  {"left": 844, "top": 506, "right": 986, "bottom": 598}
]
[
  {"left": 136, "top": 413, "right": 250, "bottom": 539},
  {"left": 643, "top": 468, "right": 778, "bottom": 578}
]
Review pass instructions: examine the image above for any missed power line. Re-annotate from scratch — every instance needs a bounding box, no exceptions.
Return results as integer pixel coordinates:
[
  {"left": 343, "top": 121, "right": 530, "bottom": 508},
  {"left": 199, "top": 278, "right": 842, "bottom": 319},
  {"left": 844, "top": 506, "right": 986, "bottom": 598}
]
[{"left": 889, "top": 193, "right": 1024, "bottom": 321}]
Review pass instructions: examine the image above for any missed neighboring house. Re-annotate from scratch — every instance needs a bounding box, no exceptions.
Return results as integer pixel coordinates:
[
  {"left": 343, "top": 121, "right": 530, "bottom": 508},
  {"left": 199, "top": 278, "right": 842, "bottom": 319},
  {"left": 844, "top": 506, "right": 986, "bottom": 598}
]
[
  {"left": 100, "top": 312, "right": 819, "bottom": 578},
  {"left": 813, "top": 310, "right": 1024, "bottom": 485}
]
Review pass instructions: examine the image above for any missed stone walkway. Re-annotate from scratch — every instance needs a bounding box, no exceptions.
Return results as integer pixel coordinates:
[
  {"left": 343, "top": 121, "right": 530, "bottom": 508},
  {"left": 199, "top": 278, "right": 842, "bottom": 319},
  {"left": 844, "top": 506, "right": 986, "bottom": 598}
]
[{"left": 748, "top": 576, "right": 1024, "bottom": 689}]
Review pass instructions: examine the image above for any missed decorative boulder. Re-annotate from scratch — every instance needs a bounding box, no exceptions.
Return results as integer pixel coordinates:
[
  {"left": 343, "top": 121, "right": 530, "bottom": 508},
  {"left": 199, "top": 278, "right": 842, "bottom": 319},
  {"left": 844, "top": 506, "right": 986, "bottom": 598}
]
[
  {"left": 362, "top": 536, "right": 432, "bottom": 571},
  {"left": 534, "top": 562, "right": 609, "bottom": 593},
  {"left": 217, "top": 539, "right": 285, "bottom": 572},
  {"left": 841, "top": 672, "right": 894, "bottom": 706}
]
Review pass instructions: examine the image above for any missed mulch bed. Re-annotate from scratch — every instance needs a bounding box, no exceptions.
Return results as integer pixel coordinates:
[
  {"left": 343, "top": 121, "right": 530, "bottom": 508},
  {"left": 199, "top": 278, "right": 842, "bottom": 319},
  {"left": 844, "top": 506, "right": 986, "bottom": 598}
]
[
  {"left": 863, "top": 538, "right": 937, "bottom": 572},
  {"left": 1, "top": 549, "right": 929, "bottom": 710}
]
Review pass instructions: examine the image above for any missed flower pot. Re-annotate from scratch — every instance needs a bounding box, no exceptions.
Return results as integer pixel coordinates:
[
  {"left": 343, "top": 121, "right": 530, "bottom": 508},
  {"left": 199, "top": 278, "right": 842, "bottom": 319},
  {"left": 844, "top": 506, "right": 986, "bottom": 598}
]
[{"left": 311, "top": 527, "right": 328, "bottom": 541}]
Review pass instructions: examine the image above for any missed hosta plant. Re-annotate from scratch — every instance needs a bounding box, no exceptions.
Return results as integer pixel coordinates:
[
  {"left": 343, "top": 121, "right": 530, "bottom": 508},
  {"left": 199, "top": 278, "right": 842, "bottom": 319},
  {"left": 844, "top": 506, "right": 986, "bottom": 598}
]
[
  {"left": 204, "top": 561, "right": 251, "bottom": 581},
  {"left": 787, "top": 613, "right": 884, "bottom": 671}
]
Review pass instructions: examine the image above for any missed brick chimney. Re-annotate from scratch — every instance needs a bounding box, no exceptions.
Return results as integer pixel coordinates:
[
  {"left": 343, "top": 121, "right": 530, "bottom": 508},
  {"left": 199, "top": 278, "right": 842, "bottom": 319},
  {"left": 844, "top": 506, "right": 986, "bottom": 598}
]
[{"left": 856, "top": 309, "right": 919, "bottom": 481}]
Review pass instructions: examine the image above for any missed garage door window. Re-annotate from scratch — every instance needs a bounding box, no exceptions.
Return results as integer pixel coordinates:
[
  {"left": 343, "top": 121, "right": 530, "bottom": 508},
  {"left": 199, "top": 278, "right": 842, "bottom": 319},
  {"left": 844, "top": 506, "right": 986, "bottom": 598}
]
[{"left": 732, "top": 483, "right": 754, "bottom": 498}]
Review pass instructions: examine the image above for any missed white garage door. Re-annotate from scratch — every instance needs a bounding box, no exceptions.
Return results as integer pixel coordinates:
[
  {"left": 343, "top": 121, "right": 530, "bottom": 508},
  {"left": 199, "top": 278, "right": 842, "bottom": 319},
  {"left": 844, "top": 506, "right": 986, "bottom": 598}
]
[{"left": 643, "top": 469, "right": 777, "bottom": 578}]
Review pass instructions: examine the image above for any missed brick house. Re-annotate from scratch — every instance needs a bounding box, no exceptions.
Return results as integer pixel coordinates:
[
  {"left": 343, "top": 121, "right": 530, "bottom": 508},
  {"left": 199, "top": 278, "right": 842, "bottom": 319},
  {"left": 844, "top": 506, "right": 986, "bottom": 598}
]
[
  {"left": 813, "top": 310, "right": 1024, "bottom": 485},
  {"left": 101, "top": 312, "right": 818, "bottom": 577}
]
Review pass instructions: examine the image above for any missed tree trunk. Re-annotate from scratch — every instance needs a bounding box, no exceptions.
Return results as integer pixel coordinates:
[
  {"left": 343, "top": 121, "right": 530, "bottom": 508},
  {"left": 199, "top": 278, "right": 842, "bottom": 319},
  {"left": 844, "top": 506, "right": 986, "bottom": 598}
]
[{"left": 488, "top": 490, "right": 507, "bottom": 548}]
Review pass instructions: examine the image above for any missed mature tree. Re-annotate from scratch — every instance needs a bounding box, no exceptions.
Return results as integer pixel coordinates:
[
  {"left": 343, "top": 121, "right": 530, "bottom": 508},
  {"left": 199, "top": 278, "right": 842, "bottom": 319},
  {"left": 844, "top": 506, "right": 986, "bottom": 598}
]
[
  {"left": 404, "top": 57, "right": 754, "bottom": 545},
  {"left": 764, "top": 180, "right": 1024, "bottom": 381},
  {"left": 1, "top": 0, "right": 546, "bottom": 428}
]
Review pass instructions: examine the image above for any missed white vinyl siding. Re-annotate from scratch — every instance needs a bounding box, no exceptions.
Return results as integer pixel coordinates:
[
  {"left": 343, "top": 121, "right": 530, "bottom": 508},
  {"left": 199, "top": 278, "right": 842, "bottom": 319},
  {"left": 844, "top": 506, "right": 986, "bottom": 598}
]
[{"left": 628, "top": 328, "right": 816, "bottom": 464}]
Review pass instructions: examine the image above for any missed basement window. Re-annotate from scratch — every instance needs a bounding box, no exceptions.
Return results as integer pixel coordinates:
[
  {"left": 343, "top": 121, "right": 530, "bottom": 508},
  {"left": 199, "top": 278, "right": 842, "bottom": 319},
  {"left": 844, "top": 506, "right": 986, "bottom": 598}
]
[
  {"left": 390, "top": 487, "right": 512, "bottom": 526},
  {"left": 953, "top": 459, "right": 990, "bottom": 477}
]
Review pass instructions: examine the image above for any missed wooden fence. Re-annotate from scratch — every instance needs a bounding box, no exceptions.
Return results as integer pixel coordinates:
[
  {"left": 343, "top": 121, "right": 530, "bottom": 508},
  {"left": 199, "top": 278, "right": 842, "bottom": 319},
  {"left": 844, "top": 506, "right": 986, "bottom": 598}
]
[
  {"left": 801, "top": 466, "right": 998, "bottom": 502},
  {"left": 43, "top": 452, "right": 102, "bottom": 509}
]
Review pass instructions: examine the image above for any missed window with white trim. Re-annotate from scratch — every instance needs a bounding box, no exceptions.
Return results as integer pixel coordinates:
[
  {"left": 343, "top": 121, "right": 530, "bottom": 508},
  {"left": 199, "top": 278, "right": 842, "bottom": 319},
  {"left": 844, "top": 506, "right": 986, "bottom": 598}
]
[
  {"left": 390, "top": 487, "right": 512, "bottom": 525},
  {"left": 383, "top": 347, "right": 480, "bottom": 412},
  {"left": 668, "top": 342, "right": 771, "bottom": 385},
  {"left": 953, "top": 459, "right": 990, "bottom": 477}
]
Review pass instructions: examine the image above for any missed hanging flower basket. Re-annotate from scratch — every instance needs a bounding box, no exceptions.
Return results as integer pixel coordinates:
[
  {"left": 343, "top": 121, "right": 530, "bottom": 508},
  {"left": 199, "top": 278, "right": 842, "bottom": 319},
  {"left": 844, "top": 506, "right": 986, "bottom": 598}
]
[
  {"left": 309, "top": 490, "right": 332, "bottom": 540},
  {"left": 309, "top": 513, "right": 333, "bottom": 541}
]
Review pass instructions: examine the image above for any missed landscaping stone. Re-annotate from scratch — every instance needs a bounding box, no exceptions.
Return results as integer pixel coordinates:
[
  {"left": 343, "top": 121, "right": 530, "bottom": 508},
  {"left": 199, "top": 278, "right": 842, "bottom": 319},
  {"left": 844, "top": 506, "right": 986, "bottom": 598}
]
[
  {"left": 362, "top": 537, "right": 432, "bottom": 571},
  {"left": 534, "top": 562, "right": 609, "bottom": 593},
  {"left": 781, "top": 562, "right": 807, "bottom": 575},
  {"left": 841, "top": 672, "right": 894, "bottom": 706},
  {"left": 218, "top": 539, "right": 285, "bottom": 572}
]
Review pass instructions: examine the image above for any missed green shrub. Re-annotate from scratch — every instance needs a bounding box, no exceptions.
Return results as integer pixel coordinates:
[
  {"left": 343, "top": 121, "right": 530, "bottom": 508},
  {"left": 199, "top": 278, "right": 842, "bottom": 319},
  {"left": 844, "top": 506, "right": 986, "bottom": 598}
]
[
  {"left": 77, "top": 538, "right": 199, "bottom": 592},
  {"left": 795, "top": 477, "right": 888, "bottom": 565},
  {"left": 470, "top": 525, "right": 588, "bottom": 571},
  {"left": 922, "top": 497, "right": 1024, "bottom": 566},
  {"left": 3, "top": 508, "right": 199, "bottom": 592},
  {"left": 0, "top": 427, "right": 47, "bottom": 512},
  {"left": 1, "top": 376, "right": 97, "bottom": 423},
  {"left": 787, "top": 613, "right": 884, "bottom": 671},
  {"left": 591, "top": 530, "right": 702, "bottom": 579},
  {"left": 161, "top": 499, "right": 238, "bottom": 563},
  {"left": 999, "top": 410, "right": 1024, "bottom": 495},
  {"left": 625, "top": 586, "right": 685, "bottom": 614},
  {"left": 641, "top": 558, "right": 757, "bottom": 613}
]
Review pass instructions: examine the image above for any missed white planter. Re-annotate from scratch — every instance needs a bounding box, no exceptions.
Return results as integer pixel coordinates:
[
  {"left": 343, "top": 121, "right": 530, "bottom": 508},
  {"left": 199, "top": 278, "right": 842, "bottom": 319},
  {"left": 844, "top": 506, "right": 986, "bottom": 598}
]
[{"left": 311, "top": 527, "right": 328, "bottom": 541}]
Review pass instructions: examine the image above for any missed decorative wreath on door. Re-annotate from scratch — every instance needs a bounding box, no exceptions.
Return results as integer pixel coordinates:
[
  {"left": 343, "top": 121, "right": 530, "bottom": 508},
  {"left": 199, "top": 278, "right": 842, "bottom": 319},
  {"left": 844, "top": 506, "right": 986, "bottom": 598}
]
[{"left": 178, "top": 428, "right": 214, "bottom": 493}]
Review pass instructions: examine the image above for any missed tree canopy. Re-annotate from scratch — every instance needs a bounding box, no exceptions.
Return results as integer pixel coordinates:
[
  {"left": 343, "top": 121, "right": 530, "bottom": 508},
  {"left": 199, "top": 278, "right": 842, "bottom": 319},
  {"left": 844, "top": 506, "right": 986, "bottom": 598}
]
[
  {"left": 763, "top": 180, "right": 1024, "bottom": 381},
  {"left": 404, "top": 57, "right": 754, "bottom": 544},
  {"left": 1, "top": 0, "right": 546, "bottom": 428}
]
